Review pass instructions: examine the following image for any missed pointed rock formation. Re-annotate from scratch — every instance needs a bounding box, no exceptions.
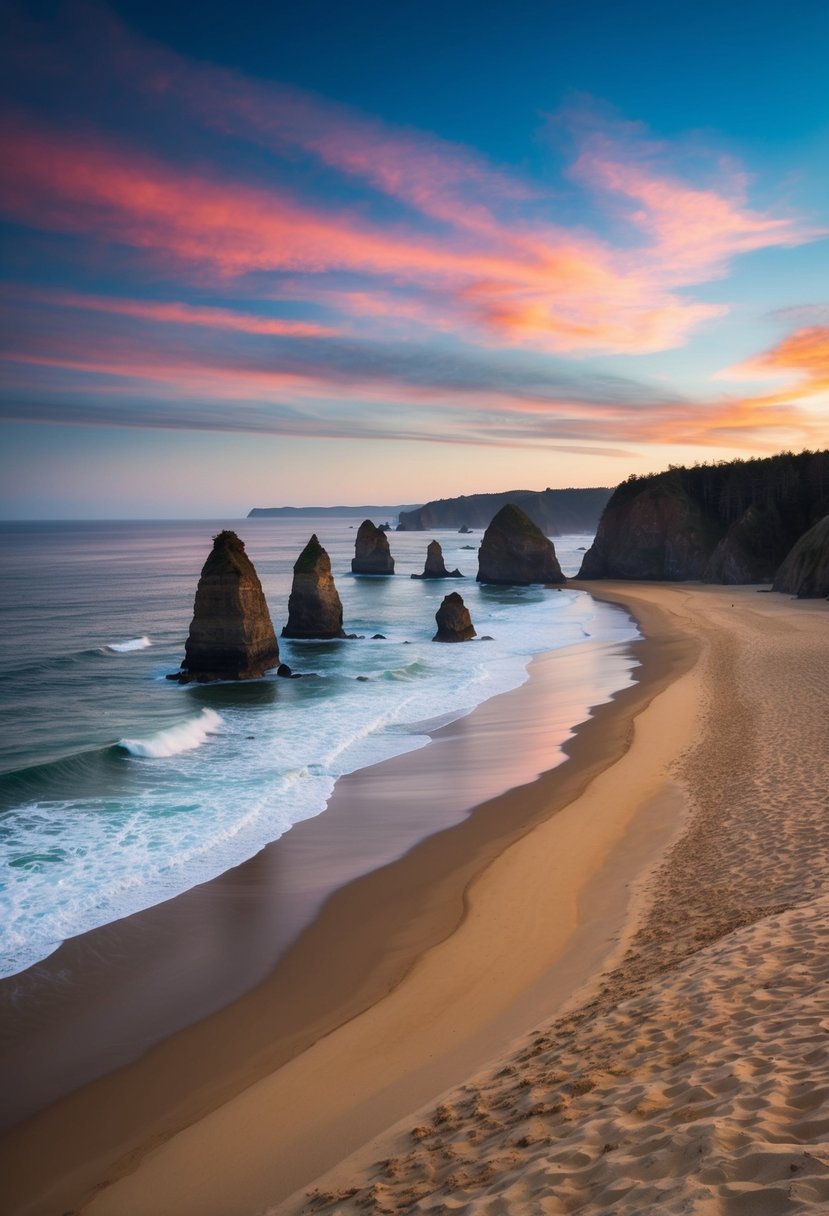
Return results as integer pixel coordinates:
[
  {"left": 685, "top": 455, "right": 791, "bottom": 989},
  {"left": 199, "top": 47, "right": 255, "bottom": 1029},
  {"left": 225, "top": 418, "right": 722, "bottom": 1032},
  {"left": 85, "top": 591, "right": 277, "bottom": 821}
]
[
  {"left": 282, "top": 534, "right": 346, "bottom": 638},
  {"left": 772, "top": 515, "right": 829, "bottom": 598},
  {"left": 352, "top": 519, "right": 395, "bottom": 574},
  {"left": 433, "top": 592, "right": 476, "bottom": 642},
  {"left": 173, "top": 531, "right": 279, "bottom": 682},
  {"left": 411, "top": 539, "right": 463, "bottom": 580},
  {"left": 477, "top": 504, "right": 564, "bottom": 585}
]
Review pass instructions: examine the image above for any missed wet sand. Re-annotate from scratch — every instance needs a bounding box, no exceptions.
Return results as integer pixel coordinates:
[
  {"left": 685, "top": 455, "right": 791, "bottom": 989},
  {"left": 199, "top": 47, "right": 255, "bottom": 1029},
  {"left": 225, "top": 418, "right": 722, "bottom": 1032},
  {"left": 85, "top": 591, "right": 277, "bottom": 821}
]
[{"left": 261, "top": 583, "right": 827, "bottom": 1216}]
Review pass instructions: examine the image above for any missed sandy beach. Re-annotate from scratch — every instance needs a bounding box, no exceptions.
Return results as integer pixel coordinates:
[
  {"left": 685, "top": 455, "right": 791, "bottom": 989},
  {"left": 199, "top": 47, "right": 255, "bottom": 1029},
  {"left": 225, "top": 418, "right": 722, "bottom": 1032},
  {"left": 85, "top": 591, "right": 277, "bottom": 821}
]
[{"left": 3, "top": 581, "right": 827, "bottom": 1216}]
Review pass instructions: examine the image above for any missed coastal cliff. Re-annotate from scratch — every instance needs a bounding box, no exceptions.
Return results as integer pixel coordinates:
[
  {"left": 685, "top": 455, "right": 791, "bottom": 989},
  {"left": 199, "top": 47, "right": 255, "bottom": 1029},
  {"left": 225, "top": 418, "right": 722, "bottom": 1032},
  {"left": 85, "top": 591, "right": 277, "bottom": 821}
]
[
  {"left": 398, "top": 487, "right": 611, "bottom": 534},
  {"left": 772, "top": 514, "right": 829, "bottom": 598},
  {"left": 174, "top": 531, "right": 279, "bottom": 681},
  {"left": 579, "top": 451, "right": 829, "bottom": 583},
  {"left": 477, "top": 503, "right": 564, "bottom": 585}
]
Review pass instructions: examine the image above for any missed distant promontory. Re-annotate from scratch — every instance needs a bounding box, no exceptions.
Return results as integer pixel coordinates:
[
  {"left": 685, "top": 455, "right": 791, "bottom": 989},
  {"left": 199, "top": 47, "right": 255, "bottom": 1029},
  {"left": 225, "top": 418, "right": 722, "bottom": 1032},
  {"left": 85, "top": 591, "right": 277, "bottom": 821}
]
[
  {"left": 397, "top": 488, "right": 611, "bottom": 534},
  {"left": 247, "top": 504, "right": 419, "bottom": 519},
  {"left": 248, "top": 488, "right": 611, "bottom": 533}
]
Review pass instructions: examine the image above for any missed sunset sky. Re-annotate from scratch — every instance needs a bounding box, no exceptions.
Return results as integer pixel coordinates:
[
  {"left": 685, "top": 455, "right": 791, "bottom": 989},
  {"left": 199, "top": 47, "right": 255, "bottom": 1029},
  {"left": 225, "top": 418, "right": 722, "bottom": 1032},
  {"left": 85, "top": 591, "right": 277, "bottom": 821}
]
[{"left": 2, "top": 0, "right": 828, "bottom": 518}]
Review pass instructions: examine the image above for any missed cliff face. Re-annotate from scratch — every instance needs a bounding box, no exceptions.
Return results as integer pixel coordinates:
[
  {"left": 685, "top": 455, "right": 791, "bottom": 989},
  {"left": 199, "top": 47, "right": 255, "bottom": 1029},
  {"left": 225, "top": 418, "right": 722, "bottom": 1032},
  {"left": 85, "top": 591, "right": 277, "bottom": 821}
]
[
  {"left": 477, "top": 503, "right": 564, "bottom": 585},
  {"left": 578, "top": 478, "right": 715, "bottom": 580},
  {"left": 282, "top": 534, "right": 345, "bottom": 638},
  {"left": 772, "top": 515, "right": 829, "bottom": 598},
  {"left": 398, "top": 487, "right": 611, "bottom": 535},
  {"left": 411, "top": 540, "right": 463, "bottom": 580},
  {"left": 177, "top": 531, "right": 279, "bottom": 681},
  {"left": 579, "top": 451, "right": 829, "bottom": 583},
  {"left": 352, "top": 520, "right": 395, "bottom": 574},
  {"left": 703, "top": 504, "right": 793, "bottom": 584},
  {"left": 433, "top": 592, "right": 476, "bottom": 642}
]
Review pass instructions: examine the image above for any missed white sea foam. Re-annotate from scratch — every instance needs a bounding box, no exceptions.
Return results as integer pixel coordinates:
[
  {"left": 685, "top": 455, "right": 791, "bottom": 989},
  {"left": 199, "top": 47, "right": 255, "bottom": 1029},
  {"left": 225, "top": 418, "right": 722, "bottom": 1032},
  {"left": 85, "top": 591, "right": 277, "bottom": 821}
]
[
  {"left": 119, "top": 708, "right": 223, "bottom": 757},
  {"left": 107, "top": 636, "right": 151, "bottom": 652},
  {"left": 0, "top": 527, "right": 641, "bottom": 978}
]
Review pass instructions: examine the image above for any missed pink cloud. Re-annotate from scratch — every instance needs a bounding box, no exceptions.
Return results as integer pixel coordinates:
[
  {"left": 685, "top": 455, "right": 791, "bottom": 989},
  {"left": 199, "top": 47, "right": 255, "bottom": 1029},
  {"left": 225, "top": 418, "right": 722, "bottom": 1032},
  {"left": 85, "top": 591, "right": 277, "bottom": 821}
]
[
  {"left": 0, "top": 116, "right": 747, "bottom": 358},
  {"left": 574, "top": 151, "right": 811, "bottom": 282},
  {"left": 8, "top": 287, "right": 339, "bottom": 337},
  {"left": 2, "top": 302, "right": 824, "bottom": 453},
  {"left": 0, "top": 27, "right": 821, "bottom": 366}
]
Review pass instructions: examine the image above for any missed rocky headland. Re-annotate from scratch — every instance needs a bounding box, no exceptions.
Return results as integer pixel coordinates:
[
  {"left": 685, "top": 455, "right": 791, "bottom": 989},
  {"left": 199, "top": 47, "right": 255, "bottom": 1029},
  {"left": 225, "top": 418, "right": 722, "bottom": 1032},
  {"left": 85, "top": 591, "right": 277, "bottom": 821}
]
[
  {"left": 477, "top": 503, "right": 564, "bottom": 586},
  {"left": 432, "top": 592, "right": 476, "bottom": 641},
  {"left": 772, "top": 514, "right": 829, "bottom": 598},
  {"left": 398, "top": 487, "right": 611, "bottom": 534},
  {"left": 411, "top": 540, "right": 463, "bottom": 580},
  {"left": 352, "top": 520, "right": 395, "bottom": 575},
  {"left": 282, "top": 535, "right": 346, "bottom": 639},
  {"left": 579, "top": 450, "right": 829, "bottom": 583},
  {"left": 171, "top": 531, "right": 279, "bottom": 682}
]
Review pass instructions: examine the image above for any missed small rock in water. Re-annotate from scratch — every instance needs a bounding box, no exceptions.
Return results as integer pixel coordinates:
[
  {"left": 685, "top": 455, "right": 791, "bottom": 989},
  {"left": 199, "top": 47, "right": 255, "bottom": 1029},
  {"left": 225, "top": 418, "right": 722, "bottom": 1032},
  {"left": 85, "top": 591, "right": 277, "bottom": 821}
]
[
  {"left": 411, "top": 540, "right": 463, "bottom": 580},
  {"left": 433, "top": 592, "right": 476, "bottom": 642}
]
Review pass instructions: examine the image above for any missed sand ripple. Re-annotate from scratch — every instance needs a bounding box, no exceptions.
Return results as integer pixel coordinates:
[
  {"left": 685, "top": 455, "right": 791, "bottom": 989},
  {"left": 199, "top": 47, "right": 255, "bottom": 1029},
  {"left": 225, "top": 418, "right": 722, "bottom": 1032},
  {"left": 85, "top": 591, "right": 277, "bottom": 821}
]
[
  {"left": 301, "top": 895, "right": 829, "bottom": 1215},
  {"left": 293, "top": 589, "right": 829, "bottom": 1216}
]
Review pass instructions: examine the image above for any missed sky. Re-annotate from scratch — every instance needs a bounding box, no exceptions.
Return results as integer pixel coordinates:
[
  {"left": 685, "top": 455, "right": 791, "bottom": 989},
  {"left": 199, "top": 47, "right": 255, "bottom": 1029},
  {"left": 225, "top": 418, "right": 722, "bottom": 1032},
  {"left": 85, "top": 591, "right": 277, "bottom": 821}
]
[{"left": 1, "top": 0, "right": 828, "bottom": 518}]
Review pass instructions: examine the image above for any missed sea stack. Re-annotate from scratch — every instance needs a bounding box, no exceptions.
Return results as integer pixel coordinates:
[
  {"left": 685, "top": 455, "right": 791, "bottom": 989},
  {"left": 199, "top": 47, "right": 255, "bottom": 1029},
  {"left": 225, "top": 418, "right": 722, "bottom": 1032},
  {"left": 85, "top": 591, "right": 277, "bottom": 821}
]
[
  {"left": 173, "top": 531, "right": 279, "bottom": 682},
  {"left": 352, "top": 519, "right": 395, "bottom": 574},
  {"left": 411, "top": 540, "right": 463, "bottom": 580},
  {"left": 433, "top": 592, "right": 476, "bottom": 642},
  {"left": 477, "top": 504, "right": 564, "bottom": 585},
  {"left": 282, "top": 535, "right": 346, "bottom": 638}
]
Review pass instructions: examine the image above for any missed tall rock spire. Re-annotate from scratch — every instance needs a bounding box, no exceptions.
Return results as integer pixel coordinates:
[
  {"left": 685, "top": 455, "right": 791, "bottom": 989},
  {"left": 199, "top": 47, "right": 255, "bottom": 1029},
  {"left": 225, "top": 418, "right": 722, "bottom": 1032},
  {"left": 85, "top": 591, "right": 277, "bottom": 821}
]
[
  {"left": 173, "top": 531, "right": 279, "bottom": 681},
  {"left": 282, "top": 534, "right": 346, "bottom": 638}
]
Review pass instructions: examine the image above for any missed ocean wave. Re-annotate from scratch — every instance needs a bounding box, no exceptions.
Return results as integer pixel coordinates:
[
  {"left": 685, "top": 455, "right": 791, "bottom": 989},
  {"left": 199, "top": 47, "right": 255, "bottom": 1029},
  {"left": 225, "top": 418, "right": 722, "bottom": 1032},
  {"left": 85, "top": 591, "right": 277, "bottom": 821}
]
[
  {"left": 106, "top": 636, "right": 151, "bottom": 653},
  {"left": 118, "top": 708, "right": 223, "bottom": 758},
  {"left": 380, "top": 659, "right": 427, "bottom": 682}
]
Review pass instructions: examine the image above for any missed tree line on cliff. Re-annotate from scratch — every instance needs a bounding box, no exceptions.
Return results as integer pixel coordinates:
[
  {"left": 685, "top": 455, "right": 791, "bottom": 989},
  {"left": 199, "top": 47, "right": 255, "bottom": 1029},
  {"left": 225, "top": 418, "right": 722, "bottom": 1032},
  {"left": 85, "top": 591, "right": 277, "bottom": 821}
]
[{"left": 579, "top": 449, "right": 829, "bottom": 589}]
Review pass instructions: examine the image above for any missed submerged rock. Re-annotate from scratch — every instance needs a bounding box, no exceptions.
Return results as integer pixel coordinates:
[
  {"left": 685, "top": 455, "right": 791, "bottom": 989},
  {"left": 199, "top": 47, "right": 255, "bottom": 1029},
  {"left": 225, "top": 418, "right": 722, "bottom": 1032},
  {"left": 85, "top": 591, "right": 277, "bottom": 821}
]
[
  {"left": 433, "top": 592, "right": 476, "bottom": 642},
  {"left": 773, "top": 514, "right": 829, "bottom": 598},
  {"left": 411, "top": 539, "right": 463, "bottom": 580},
  {"left": 282, "top": 534, "right": 345, "bottom": 639},
  {"left": 172, "top": 531, "right": 279, "bottom": 682},
  {"left": 477, "top": 504, "right": 564, "bottom": 585},
  {"left": 352, "top": 519, "right": 395, "bottom": 575}
]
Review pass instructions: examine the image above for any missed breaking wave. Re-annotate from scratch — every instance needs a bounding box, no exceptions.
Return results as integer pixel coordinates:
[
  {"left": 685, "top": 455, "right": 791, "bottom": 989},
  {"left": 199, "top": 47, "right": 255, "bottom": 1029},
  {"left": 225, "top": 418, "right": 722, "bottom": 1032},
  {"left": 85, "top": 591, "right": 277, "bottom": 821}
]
[{"left": 118, "top": 709, "right": 223, "bottom": 758}]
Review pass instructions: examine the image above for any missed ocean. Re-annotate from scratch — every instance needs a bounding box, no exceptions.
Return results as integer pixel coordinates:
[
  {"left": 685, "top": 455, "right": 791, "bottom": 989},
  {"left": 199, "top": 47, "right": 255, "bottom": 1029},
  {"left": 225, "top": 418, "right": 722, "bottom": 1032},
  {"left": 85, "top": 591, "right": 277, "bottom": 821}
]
[{"left": 0, "top": 518, "right": 640, "bottom": 980}]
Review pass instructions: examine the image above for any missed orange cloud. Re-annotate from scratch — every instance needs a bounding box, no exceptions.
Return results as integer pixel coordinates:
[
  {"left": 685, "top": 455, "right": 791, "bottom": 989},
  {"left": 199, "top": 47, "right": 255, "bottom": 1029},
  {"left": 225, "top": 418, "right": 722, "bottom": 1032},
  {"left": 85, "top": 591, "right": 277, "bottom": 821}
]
[
  {"left": 644, "top": 327, "right": 829, "bottom": 447},
  {"left": 749, "top": 325, "right": 829, "bottom": 381}
]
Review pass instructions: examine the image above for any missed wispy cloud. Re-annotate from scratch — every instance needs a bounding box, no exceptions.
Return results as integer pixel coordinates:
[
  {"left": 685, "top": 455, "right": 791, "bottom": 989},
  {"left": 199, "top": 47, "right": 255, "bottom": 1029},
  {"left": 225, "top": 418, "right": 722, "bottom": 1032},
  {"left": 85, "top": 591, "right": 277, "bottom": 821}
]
[
  {"left": 2, "top": 299, "right": 824, "bottom": 452},
  {"left": 0, "top": 5, "right": 824, "bottom": 460}
]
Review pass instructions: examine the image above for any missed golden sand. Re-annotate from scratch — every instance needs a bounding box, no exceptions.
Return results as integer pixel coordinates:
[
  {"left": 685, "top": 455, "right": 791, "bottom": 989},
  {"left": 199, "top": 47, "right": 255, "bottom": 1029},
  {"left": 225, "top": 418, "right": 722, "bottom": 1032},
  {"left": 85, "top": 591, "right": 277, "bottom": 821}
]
[{"left": 7, "top": 582, "right": 827, "bottom": 1216}]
